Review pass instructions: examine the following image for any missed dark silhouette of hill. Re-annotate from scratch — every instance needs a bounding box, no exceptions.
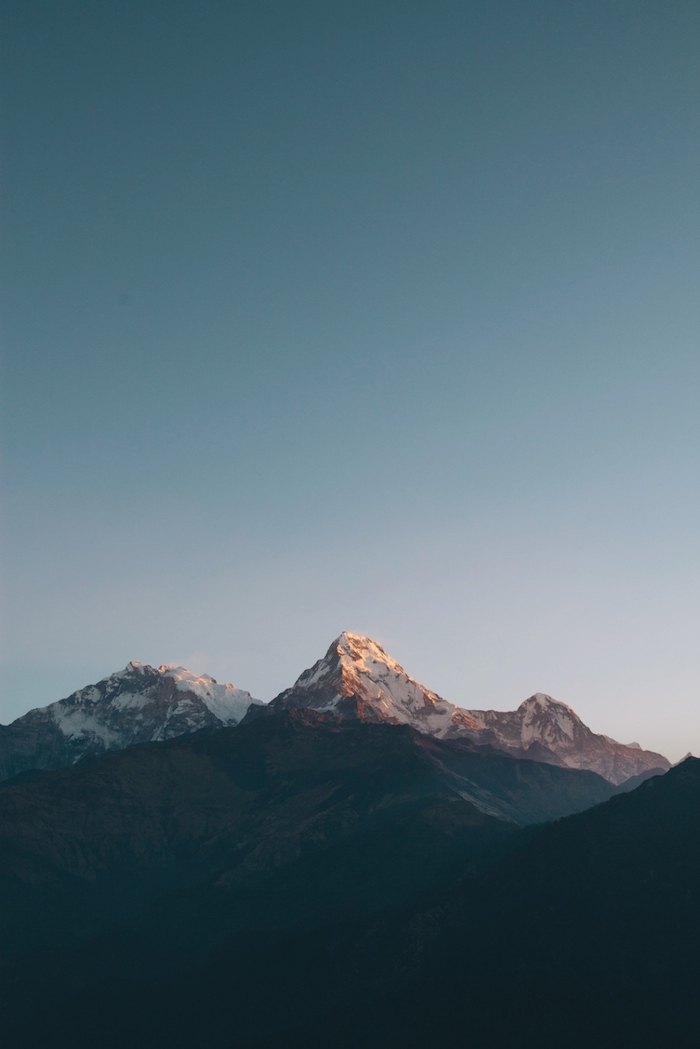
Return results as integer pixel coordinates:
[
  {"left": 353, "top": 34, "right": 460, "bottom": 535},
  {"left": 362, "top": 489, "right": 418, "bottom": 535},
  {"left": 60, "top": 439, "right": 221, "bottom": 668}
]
[
  {"left": 31, "top": 756, "right": 696, "bottom": 1049},
  {"left": 0, "top": 710, "right": 627, "bottom": 1045},
  {"left": 3, "top": 755, "right": 694, "bottom": 1049},
  {"left": 248, "top": 755, "right": 700, "bottom": 1049}
]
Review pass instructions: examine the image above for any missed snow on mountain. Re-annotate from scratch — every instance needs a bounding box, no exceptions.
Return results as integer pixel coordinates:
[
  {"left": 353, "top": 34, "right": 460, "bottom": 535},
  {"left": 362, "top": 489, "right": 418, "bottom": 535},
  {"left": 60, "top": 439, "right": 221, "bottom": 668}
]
[
  {"left": 158, "top": 664, "right": 257, "bottom": 725},
  {"left": 0, "top": 661, "right": 261, "bottom": 782},
  {"left": 465, "top": 692, "right": 670, "bottom": 784},
  {"left": 264, "top": 632, "right": 481, "bottom": 736},
  {"left": 257, "top": 633, "right": 670, "bottom": 785},
  {"left": 0, "top": 634, "right": 671, "bottom": 787}
]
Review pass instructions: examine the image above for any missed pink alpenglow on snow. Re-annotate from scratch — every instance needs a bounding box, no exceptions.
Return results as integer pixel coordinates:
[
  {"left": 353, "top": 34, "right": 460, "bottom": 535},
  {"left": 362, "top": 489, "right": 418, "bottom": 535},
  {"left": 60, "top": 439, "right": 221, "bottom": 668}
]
[{"left": 261, "top": 633, "right": 670, "bottom": 785}]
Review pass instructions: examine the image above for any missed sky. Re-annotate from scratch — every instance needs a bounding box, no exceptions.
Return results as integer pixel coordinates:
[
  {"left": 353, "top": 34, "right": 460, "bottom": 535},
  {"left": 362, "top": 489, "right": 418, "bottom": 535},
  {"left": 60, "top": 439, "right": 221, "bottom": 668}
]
[{"left": 1, "top": 0, "right": 698, "bottom": 760}]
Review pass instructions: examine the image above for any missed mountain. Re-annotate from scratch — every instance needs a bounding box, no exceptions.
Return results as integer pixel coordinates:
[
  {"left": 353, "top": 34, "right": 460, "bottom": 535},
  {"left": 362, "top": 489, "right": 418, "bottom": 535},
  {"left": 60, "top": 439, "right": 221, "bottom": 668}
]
[
  {"left": 0, "top": 661, "right": 261, "bottom": 782},
  {"left": 466, "top": 692, "right": 669, "bottom": 784},
  {"left": 258, "top": 632, "right": 482, "bottom": 734},
  {"left": 261, "top": 755, "right": 700, "bottom": 1049},
  {"left": 1, "top": 724, "right": 694, "bottom": 1049},
  {"left": 0, "top": 635, "right": 669, "bottom": 786},
  {"left": 0, "top": 710, "right": 622, "bottom": 1018},
  {"left": 251, "top": 632, "right": 669, "bottom": 784}
]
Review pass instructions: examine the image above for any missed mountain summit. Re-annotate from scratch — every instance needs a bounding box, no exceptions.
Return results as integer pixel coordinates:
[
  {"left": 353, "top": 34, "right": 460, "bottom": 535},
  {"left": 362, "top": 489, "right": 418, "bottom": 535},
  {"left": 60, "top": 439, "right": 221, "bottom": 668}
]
[
  {"left": 259, "top": 633, "right": 669, "bottom": 785},
  {"left": 465, "top": 692, "right": 669, "bottom": 784},
  {"left": 265, "top": 632, "right": 481, "bottom": 735},
  {"left": 0, "top": 661, "right": 261, "bottom": 782}
]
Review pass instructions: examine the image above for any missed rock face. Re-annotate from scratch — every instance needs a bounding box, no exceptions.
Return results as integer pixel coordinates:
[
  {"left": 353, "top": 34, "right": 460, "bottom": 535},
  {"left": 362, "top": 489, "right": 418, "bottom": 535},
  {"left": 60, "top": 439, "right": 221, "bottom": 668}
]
[
  {"left": 256, "top": 632, "right": 669, "bottom": 785},
  {"left": 0, "top": 661, "right": 261, "bottom": 782}
]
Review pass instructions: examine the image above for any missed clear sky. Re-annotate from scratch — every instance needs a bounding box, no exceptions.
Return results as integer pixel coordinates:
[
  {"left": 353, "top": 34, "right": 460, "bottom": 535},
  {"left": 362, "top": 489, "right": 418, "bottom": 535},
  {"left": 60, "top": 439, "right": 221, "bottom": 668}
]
[{"left": 1, "top": 0, "right": 698, "bottom": 760}]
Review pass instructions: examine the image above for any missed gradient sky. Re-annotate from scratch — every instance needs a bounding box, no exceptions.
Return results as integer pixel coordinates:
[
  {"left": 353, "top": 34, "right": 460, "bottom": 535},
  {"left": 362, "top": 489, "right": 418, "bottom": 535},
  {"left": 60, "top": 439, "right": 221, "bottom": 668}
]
[{"left": 1, "top": 0, "right": 698, "bottom": 759}]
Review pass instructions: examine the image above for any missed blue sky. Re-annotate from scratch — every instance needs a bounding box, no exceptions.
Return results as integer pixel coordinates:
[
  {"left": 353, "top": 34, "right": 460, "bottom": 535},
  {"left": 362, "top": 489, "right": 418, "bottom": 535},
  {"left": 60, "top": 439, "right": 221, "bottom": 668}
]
[{"left": 1, "top": 0, "right": 698, "bottom": 758}]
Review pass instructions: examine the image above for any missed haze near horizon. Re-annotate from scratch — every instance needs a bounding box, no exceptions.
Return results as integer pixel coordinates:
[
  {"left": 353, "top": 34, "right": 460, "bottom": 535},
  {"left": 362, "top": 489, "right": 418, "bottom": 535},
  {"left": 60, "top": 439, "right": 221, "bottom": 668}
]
[{"left": 1, "top": 0, "right": 698, "bottom": 761}]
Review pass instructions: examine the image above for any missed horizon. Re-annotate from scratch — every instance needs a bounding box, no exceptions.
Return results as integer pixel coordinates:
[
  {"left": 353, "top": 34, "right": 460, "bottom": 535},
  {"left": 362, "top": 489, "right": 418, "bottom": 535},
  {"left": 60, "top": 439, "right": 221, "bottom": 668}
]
[{"left": 2, "top": 1, "right": 698, "bottom": 763}]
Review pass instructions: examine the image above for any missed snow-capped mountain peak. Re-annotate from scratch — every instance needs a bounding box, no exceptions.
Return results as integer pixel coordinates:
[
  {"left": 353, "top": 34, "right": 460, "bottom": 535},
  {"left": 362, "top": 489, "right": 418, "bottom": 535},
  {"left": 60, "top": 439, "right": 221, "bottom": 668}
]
[
  {"left": 259, "top": 634, "right": 671, "bottom": 786},
  {"left": 455, "top": 690, "right": 669, "bottom": 784},
  {"left": 517, "top": 693, "right": 580, "bottom": 742},
  {"left": 266, "top": 632, "right": 481, "bottom": 736},
  {"left": 0, "top": 662, "right": 261, "bottom": 782},
  {"left": 295, "top": 632, "right": 407, "bottom": 689},
  {"left": 520, "top": 692, "right": 573, "bottom": 712}
]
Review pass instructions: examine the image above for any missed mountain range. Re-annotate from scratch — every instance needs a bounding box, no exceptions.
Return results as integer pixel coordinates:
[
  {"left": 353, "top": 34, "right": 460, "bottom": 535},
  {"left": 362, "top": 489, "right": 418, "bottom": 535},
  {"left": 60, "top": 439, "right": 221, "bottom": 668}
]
[
  {"left": 0, "top": 632, "right": 669, "bottom": 785},
  {"left": 0, "top": 708, "right": 629, "bottom": 960},
  {"left": 0, "top": 714, "right": 694, "bottom": 1048},
  {"left": 256, "top": 632, "right": 669, "bottom": 783},
  {"left": 0, "top": 632, "right": 693, "bottom": 1048}
]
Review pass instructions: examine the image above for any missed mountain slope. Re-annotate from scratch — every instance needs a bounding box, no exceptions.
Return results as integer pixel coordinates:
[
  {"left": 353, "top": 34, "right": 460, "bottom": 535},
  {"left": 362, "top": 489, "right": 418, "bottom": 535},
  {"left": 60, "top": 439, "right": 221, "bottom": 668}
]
[
  {"left": 0, "top": 711, "right": 619, "bottom": 970},
  {"left": 275, "top": 755, "right": 700, "bottom": 1049},
  {"left": 0, "top": 661, "right": 260, "bottom": 782},
  {"left": 3, "top": 742, "right": 694, "bottom": 1049},
  {"left": 253, "top": 632, "right": 669, "bottom": 783}
]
